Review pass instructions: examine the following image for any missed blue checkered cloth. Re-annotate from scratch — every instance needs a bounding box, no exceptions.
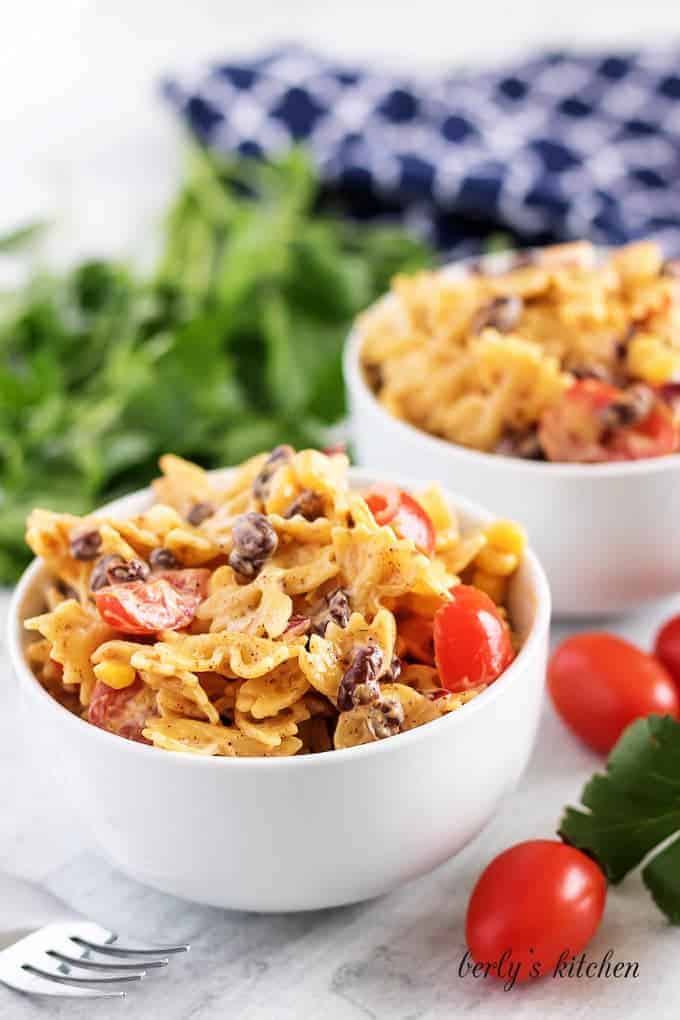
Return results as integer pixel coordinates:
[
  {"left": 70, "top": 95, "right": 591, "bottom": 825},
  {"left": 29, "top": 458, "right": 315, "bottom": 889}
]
[{"left": 164, "top": 46, "right": 680, "bottom": 254}]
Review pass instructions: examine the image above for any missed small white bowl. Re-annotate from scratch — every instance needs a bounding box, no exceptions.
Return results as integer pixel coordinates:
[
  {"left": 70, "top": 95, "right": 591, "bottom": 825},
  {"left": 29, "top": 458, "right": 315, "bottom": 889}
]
[
  {"left": 8, "top": 468, "right": 549, "bottom": 913},
  {"left": 345, "top": 253, "right": 680, "bottom": 618}
]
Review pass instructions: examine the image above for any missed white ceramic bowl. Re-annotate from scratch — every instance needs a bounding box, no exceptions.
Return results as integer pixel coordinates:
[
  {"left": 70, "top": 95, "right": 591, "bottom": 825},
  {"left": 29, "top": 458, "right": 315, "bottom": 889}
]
[
  {"left": 8, "top": 468, "right": 549, "bottom": 913},
  {"left": 345, "top": 252, "right": 680, "bottom": 618}
]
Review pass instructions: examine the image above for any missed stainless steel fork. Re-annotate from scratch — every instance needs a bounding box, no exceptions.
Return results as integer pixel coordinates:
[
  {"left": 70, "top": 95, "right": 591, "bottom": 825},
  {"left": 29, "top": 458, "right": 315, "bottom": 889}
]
[{"left": 0, "top": 872, "right": 189, "bottom": 1000}]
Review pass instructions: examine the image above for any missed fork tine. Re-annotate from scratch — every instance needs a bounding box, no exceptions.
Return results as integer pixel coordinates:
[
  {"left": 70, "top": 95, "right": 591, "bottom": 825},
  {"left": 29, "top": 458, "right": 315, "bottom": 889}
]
[
  {"left": 22, "top": 963, "right": 137, "bottom": 988},
  {"left": 72, "top": 935, "right": 189, "bottom": 957},
  {"left": 46, "top": 949, "right": 149, "bottom": 974}
]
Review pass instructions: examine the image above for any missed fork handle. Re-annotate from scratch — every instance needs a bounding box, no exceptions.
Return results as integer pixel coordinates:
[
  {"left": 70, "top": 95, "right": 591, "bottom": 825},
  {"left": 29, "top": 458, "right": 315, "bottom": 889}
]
[{"left": 0, "top": 873, "right": 80, "bottom": 944}]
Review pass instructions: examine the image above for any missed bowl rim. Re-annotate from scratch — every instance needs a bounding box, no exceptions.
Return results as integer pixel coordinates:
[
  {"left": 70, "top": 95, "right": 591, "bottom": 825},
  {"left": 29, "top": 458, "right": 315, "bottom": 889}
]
[
  {"left": 344, "top": 247, "right": 680, "bottom": 479},
  {"left": 8, "top": 466, "right": 551, "bottom": 770}
]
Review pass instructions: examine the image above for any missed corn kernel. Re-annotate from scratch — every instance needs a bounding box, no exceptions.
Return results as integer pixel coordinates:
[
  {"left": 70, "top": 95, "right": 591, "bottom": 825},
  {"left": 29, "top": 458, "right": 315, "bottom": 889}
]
[
  {"left": 483, "top": 520, "right": 527, "bottom": 558},
  {"left": 472, "top": 569, "right": 507, "bottom": 605},
  {"left": 474, "top": 546, "right": 519, "bottom": 577},
  {"left": 627, "top": 335, "right": 680, "bottom": 385},
  {"left": 93, "top": 661, "right": 136, "bottom": 690}
]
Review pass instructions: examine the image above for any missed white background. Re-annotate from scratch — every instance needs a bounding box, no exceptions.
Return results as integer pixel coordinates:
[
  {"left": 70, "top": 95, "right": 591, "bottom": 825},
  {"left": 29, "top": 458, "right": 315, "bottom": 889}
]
[{"left": 2, "top": 3, "right": 680, "bottom": 1017}]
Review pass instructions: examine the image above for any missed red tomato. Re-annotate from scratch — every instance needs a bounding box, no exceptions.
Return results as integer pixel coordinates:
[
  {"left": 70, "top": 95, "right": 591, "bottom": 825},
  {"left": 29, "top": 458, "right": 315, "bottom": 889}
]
[
  {"left": 398, "top": 614, "right": 436, "bottom": 665},
  {"left": 548, "top": 632, "right": 680, "bottom": 753},
  {"left": 466, "top": 840, "right": 606, "bottom": 984},
  {"left": 654, "top": 614, "right": 680, "bottom": 688},
  {"left": 608, "top": 404, "right": 678, "bottom": 460},
  {"left": 88, "top": 679, "right": 154, "bottom": 743},
  {"left": 364, "top": 484, "right": 436, "bottom": 554},
  {"left": 154, "top": 568, "right": 210, "bottom": 598},
  {"left": 539, "top": 379, "right": 678, "bottom": 463},
  {"left": 94, "top": 569, "right": 209, "bottom": 635},
  {"left": 433, "top": 585, "right": 514, "bottom": 692}
]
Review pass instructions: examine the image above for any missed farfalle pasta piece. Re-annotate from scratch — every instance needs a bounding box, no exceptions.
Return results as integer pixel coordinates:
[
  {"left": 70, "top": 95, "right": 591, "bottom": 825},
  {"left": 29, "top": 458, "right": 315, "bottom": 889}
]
[
  {"left": 25, "top": 600, "right": 114, "bottom": 705},
  {"left": 236, "top": 660, "right": 310, "bottom": 719},
  {"left": 114, "top": 505, "right": 185, "bottom": 550},
  {"left": 268, "top": 514, "right": 334, "bottom": 545},
  {"left": 143, "top": 717, "right": 301, "bottom": 756},
  {"left": 139, "top": 669, "right": 219, "bottom": 724},
  {"left": 300, "top": 609, "right": 396, "bottom": 702},
  {"left": 25, "top": 510, "right": 92, "bottom": 598},
  {"left": 152, "top": 454, "right": 219, "bottom": 517},
  {"left": 132, "top": 631, "right": 300, "bottom": 680},
  {"left": 161, "top": 527, "right": 221, "bottom": 566},
  {"left": 272, "top": 543, "right": 339, "bottom": 596},
  {"left": 379, "top": 683, "right": 441, "bottom": 730},
  {"left": 333, "top": 706, "right": 375, "bottom": 749},
  {"left": 334, "top": 682, "right": 443, "bottom": 749},
  {"left": 234, "top": 699, "right": 310, "bottom": 748},
  {"left": 264, "top": 448, "right": 350, "bottom": 521},
  {"left": 333, "top": 524, "right": 451, "bottom": 615},
  {"left": 197, "top": 565, "right": 292, "bottom": 638}
]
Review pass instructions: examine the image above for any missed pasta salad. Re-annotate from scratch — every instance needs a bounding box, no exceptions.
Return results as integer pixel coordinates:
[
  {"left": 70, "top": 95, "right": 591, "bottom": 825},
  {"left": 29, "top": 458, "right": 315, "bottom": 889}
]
[
  {"left": 358, "top": 241, "right": 680, "bottom": 463},
  {"left": 23, "top": 448, "right": 524, "bottom": 756}
]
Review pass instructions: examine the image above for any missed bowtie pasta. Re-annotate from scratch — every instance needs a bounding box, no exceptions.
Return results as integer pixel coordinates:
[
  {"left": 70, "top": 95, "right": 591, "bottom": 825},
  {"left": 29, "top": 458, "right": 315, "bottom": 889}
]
[
  {"left": 23, "top": 448, "right": 525, "bottom": 756},
  {"left": 359, "top": 240, "right": 680, "bottom": 463}
]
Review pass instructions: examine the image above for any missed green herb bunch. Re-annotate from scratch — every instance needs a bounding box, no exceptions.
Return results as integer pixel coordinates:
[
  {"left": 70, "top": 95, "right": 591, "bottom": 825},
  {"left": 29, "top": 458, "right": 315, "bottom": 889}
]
[{"left": 0, "top": 147, "right": 430, "bottom": 583}]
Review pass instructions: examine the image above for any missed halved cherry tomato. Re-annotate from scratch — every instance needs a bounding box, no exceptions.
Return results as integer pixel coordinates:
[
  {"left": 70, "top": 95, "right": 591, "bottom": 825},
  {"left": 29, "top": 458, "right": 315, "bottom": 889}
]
[
  {"left": 654, "top": 614, "right": 680, "bottom": 689},
  {"left": 154, "top": 568, "right": 210, "bottom": 598},
  {"left": 608, "top": 403, "right": 678, "bottom": 460},
  {"left": 433, "top": 585, "right": 514, "bottom": 692},
  {"left": 548, "top": 632, "right": 680, "bottom": 753},
  {"left": 466, "top": 840, "right": 606, "bottom": 984},
  {"left": 539, "top": 379, "right": 678, "bottom": 462},
  {"left": 364, "top": 484, "right": 436, "bottom": 554},
  {"left": 88, "top": 678, "right": 154, "bottom": 743},
  {"left": 94, "top": 569, "right": 209, "bottom": 635},
  {"left": 397, "top": 614, "right": 436, "bottom": 665}
]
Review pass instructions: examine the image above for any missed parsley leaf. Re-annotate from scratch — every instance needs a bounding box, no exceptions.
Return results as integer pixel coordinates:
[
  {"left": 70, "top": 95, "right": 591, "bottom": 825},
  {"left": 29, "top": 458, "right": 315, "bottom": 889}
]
[
  {"left": 559, "top": 714, "right": 680, "bottom": 923},
  {"left": 0, "top": 147, "right": 432, "bottom": 583}
]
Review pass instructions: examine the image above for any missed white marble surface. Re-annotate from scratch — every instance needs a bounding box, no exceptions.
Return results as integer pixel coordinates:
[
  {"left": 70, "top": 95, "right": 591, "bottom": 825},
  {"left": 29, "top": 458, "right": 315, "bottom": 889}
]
[
  {"left": 2, "top": 586, "right": 680, "bottom": 1019},
  {"left": 4, "top": 2, "right": 680, "bottom": 1015}
]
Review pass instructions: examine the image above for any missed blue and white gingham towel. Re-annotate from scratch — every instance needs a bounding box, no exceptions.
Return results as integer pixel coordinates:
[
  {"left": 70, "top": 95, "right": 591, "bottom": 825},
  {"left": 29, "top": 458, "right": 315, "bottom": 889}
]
[{"left": 165, "top": 46, "right": 680, "bottom": 254}]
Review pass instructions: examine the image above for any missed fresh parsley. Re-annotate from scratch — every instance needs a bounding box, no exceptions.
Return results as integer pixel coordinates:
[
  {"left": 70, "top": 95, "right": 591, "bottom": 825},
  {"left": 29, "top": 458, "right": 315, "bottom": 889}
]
[
  {"left": 0, "top": 147, "right": 431, "bottom": 583},
  {"left": 560, "top": 714, "right": 680, "bottom": 924}
]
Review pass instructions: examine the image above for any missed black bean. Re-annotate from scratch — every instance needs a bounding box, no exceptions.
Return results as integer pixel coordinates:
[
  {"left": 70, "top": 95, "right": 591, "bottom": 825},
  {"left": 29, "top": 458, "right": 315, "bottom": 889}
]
[
  {"left": 149, "top": 547, "right": 180, "bottom": 570},
  {"left": 252, "top": 445, "right": 294, "bottom": 502},
  {"left": 614, "top": 323, "right": 637, "bottom": 362},
  {"left": 471, "top": 295, "right": 523, "bottom": 335},
  {"left": 363, "top": 364, "right": 384, "bottom": 393},
  {"left": 187, "top": 502, "right": 214, "bottom": 526},
  {"left": 57, "top": 579, "right": 79, "bottom": 600},
  {"left": 228, "top": 512, "right": 278, "bottom": 579},
  {"left": 570, "top": 364, "right": 610, "bottom": 382},
  {"left": 107, "top": 558, "right": 151, "bottom": 584},
  {"left": 495, "top": 428, "right": 546, "bottom": 461},
  {"left": 662, "top": 259, "right": 680, "bottom": 279},
  {"left": 284, "top": 489, "right": 325, "bottom": 521},
  {"left": 70, "top": 528, "right": 102, "bottom": 561},
  {"left": 658, "top": 381, "right": 680, "bottom": 412},
  {"left": 367, "top": 696, "right": 405, "bottom": 740},
  {"left": 326, "top": 589, "right": 351, "bottom": 628},
  {"left": 90, "top": 554, "right": 124, "bottom": 591},
  {"left": 384, "top": 656, "right": 402, "bottom": 683},
  {"left": 284, "top": 615, "right": 312, "bottom": 638},
  {"left": 600, "top": 384, "right": 655, "bottom": 433},
  {"left": 337, "top": 645, "right": 383, "bottom": 711}
]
